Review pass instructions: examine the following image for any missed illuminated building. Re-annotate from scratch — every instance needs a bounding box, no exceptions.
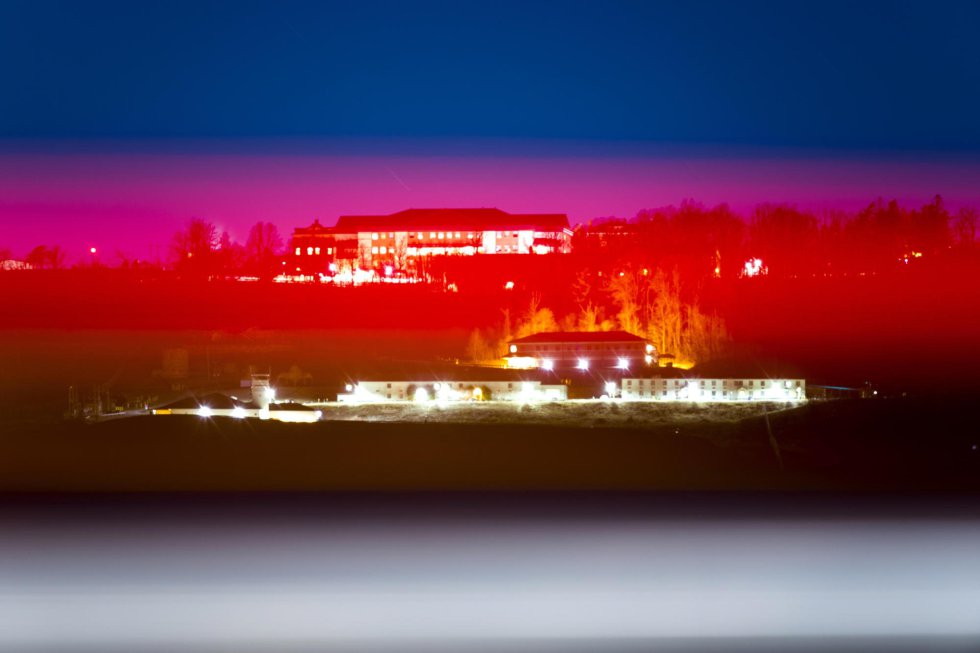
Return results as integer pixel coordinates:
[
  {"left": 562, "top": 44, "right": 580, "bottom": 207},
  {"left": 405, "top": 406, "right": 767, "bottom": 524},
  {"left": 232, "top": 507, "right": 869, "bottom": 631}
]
[
  {"left": 329, "top": 208, "right": 571, "bottom": 273},
  {"left": 339, "top": 373, "right": 568, "bottom": 403},
  {"left": 288, "top": 219, "right": 335, "bottom": 275},
  {"left": 150, "top": 392, "right": 321, "bottom": 422},
  {"left": 575, "top": 217, "right": 636, "bottom": 245},
  {"left": 619, "top": 377, "right": 806, "bottom": 402},
  {"left": 504, "top": 331, "right": 656, "bottom": 370}
]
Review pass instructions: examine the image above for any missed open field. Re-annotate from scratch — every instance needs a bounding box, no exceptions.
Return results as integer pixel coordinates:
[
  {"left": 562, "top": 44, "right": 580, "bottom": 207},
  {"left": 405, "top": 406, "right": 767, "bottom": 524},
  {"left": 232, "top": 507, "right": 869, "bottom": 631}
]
[
  {"left": 1, "top": 398, "right": 977, "bottom": 492},
  {"left": 316, "top": 399, "right": 799, "bottom": 429}
]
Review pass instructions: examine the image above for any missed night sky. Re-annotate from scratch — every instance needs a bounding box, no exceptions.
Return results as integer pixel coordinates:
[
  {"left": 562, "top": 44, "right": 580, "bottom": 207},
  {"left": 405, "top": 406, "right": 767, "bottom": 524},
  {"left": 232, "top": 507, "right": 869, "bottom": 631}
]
[{"left": 2, "top": 0, "right": 980, "bottom": 258}]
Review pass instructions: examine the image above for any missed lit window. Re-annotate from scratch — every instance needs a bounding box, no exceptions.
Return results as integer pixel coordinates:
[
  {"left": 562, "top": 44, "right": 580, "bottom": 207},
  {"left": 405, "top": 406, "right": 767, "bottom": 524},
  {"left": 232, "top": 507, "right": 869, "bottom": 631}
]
[
  {"left": 372, "top": 233, "right": 379, "bottom": 240},
  {"left": 295, "top": 247, "right": 301, "bottom": 255},
  {"left": 430, "top": 232, "right": 436, "bottom": 238},
  {"left": 371, "top": 246, "right": 378, "bottom": 254},
  {"left": 467, "top": 233, "right": 473, "bottom": 239},
  {"left": 314, "top": 247, "right": 320, "bottom": 255},
  {"left": 380, "top": 246, "right": 387, "bottom": 254},
  {"left": 307, "top": 247, "right": 313, "bottom": 255},
  {"left": 418, "top": 232, "right": 424, "bottom": 239},
  {"left": 509, "top": 344, "right": 517, "bottom": 353},
  {"left": 438, "top": 232, "right": 444, "bottom": 239},
  {"left": 455, "top": 232, "right": 461, "bottom": 238},
  {"left": 327, "top": 248, "right": 333, "bottom": 255},
  {"left": 389, "top": 232, "right": 394, "bottom": 238}
]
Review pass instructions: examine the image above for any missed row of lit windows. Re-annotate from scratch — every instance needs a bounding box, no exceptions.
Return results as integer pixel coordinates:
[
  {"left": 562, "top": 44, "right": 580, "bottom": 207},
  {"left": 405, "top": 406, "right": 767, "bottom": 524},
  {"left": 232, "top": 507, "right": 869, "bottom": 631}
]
[
  {"left": 295, "top": 246, "right": 333, "bottom": 256},
  {"left": 518, "top": 344, "right": 645, "bottom": 352},
  {"left": 624, "top": 379, "right": 800, "bottom": 388},
  {"left": 406, "top": 246, "right": 478, "bottom": 256},
  {"left": 368, "top": 244, "right": 535, "bottom": 256},
  {"left": 623, "top": 390, "right": 796, "bottom": 398},
  {"left": 370, "top": 231, "right": 527, "bottom": 240}
]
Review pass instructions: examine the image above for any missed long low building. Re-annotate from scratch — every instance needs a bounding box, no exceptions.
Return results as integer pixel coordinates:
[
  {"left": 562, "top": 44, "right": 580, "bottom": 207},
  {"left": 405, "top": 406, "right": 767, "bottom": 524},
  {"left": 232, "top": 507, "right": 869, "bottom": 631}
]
[
  {"left": 340, "top": 379, "right": 568, "bottom": 403},
  {"left": 151, "top": 393, "right": 322, "bottom": 422},
  {"left": 505, "top": 330, "right": 656, "bottom": 370},
  {"left": 619, "top": 377, "right": 806, "bottom": 402}
]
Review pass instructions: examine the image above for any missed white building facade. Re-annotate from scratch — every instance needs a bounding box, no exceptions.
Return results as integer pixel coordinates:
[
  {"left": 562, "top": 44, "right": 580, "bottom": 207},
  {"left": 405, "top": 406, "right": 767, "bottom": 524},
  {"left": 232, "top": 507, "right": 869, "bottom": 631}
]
[
  {"left": 340, "top": 379, "right": 568, "bottom": 403},
  {"left": 619, "top": 377, "right": 806, "bottom": 402},
  {"left": 331, "top": 208, "right": 572, "bottom": 272}
]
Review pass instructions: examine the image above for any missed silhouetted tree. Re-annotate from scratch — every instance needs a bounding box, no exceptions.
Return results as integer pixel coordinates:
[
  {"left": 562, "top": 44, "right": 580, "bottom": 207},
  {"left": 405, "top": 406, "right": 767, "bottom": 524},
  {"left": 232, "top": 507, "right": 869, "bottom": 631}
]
[
  {"left": 217, "top": 230, "right": 246, "bottom": 276},
  {"left": 25, "top": 245, "right": 65, "bottom": 270},
  {"left": 953, "top": 207, "right": 977, "bottom": 249},
  {"left": 244, "top": 222, "right": 283, "bottom": 278},
  {"left": 907, "top": 194, "right": 950, "bottom": 257},
  {"left": 749, "top": 204, "right": 819, "bottom": 277},
  {"left": 170, "top": 218, "right": 219, "bottom": 277}
]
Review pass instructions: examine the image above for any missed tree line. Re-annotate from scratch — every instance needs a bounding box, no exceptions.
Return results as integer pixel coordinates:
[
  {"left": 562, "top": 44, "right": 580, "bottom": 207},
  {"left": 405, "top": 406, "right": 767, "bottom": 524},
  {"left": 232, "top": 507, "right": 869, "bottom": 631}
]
[
  {"left": 573, "top": 195, "right": 977, "bottom": 281},
  {"left": 464, "top": 195, "right": 978, "bottom": 367}
]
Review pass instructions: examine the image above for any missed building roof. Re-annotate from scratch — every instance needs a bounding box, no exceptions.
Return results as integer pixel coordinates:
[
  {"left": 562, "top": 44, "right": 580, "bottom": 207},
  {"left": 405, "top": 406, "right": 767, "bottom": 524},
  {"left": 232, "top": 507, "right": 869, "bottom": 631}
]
[
  {"left": 333, "top": 208, "right": 569, "bottom": 233},
  {"left": 292, "top": 219, "right": 333, "bottom": 237},
  {"left": 155, "top": 392, "right": 269, "bottom": 411},
  {"left": 350, "top": 364, "right": 559, "bottom": 383},
  {"left": 156, "top": 392, "right": 242, "bottom": 410},
  {"left": 509, "top": 330, "right": 647, "bottom": 345}
]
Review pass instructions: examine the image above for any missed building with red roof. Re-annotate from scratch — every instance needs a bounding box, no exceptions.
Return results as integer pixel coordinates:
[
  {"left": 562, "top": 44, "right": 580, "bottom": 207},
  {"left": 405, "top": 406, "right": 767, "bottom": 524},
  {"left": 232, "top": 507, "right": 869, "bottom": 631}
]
[
  {"left": 505, "top": 330, "right": 657, "bottom": 371},
  {"left": 290, "top": 208, "right": 571, "bottom": 277}
]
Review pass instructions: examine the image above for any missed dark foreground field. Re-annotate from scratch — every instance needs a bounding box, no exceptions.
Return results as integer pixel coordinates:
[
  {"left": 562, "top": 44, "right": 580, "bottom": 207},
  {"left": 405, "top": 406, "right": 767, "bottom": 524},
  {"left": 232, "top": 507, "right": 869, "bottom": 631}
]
[{"left": 2, "top": 397, "right": 977, "bottom": 492}]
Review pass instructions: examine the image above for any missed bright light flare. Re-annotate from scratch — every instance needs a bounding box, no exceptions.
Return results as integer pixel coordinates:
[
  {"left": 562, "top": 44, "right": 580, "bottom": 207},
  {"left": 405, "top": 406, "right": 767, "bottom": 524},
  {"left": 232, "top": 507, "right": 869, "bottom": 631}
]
[
  {"left": 541, "top": 358, "right": 554, "bottom": 371},
  {"left": 742, "top": 257, "right": 766, "bottom": 277},
  {"left": 616, "top": 357, "right": 629, "bottom": 370},
  {"left": 577, "top": 358, "right": 590, "bottom": 370}
]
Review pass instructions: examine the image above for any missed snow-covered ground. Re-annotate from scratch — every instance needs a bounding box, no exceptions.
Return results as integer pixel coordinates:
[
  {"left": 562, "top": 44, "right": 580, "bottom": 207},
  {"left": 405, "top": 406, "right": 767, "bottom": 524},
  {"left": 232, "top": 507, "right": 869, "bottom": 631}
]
[{"left": 313, "top": 400, "right": 803, "bottom": 429}]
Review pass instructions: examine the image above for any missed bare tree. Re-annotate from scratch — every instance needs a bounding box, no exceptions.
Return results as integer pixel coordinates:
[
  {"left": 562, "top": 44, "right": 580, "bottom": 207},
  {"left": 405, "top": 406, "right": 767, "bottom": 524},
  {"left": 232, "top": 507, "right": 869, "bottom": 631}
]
[
  {"left": 24, "top": 245, "right": 65, "bottom": 270},
  {"left": 245, "top": 222, "right": 283, "bottom": 277},
  {"left": 953, "top": 207, "right": 977, "bottom": 249},
  {"left": 170, "top": 218, "right": 219, "bottom": 277},
  {"left": 465, "top": 329, "right": 496, "bottom": 363}
]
